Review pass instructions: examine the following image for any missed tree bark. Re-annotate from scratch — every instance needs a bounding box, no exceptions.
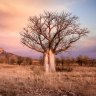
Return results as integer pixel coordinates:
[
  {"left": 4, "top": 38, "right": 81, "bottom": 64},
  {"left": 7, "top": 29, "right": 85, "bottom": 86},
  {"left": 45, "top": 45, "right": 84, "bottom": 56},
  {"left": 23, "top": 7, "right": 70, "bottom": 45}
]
[{"left": 44, "top": 50, "right": 56, "bottom": 72}]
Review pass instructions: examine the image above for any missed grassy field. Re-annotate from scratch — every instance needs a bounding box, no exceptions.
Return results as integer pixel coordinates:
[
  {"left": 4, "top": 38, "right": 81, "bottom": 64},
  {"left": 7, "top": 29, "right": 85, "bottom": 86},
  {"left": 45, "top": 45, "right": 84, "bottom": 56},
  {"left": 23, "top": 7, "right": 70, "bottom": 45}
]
[{"left": 0, "top": 64, "right": 96, "bottom": 96}]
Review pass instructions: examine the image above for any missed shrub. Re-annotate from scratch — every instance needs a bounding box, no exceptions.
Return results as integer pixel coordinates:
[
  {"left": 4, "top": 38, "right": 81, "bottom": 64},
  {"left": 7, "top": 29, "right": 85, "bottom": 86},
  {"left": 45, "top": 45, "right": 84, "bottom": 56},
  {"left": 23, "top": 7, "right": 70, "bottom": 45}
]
[{"left": 56, "top": 66, "right": 73, "bottom": 72}]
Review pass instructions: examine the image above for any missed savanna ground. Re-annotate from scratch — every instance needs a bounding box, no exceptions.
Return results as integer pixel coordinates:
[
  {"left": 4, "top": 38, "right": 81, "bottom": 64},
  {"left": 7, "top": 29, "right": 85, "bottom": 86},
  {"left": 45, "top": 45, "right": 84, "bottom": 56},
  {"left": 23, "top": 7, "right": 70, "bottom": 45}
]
[{"left": 0, "top": 64, "right": 96, "bottom": 96}]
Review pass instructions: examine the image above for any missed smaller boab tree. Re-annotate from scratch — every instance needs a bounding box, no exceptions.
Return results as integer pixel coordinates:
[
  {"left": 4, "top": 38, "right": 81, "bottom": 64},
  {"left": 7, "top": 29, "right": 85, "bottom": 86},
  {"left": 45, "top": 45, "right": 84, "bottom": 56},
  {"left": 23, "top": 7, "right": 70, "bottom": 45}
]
[{"left": 20, "top": 11, "right": 89, "bottom": 72}]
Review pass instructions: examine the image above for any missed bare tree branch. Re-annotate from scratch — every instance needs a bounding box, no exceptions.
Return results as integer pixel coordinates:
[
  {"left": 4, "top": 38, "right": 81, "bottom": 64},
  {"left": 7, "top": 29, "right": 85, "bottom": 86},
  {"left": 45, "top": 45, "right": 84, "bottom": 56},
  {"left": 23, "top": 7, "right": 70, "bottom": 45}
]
[{"left": 20, "top": 11, "right": 89, "bottom": 54}]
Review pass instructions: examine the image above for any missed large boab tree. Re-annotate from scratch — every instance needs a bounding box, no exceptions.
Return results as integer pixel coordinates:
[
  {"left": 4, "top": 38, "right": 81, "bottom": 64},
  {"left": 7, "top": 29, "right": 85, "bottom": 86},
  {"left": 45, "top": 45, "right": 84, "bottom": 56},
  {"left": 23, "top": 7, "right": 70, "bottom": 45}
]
[{"left": 20, "top": 11, "right": 89, "bottom": 72}]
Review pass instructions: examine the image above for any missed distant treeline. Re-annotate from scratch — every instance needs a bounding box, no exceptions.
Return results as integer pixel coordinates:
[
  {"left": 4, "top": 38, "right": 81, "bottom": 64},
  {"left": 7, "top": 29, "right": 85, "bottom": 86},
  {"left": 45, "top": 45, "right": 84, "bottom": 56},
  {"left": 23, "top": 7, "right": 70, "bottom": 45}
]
[
  {"left": 0, "top": 52, "right": 33, "bottom": 65},
  {"left": 55, "top": 56, "right": 96, "bottom": 67},
  {"left": 0, "top": 52, "right": 96, "bottom": 67}
]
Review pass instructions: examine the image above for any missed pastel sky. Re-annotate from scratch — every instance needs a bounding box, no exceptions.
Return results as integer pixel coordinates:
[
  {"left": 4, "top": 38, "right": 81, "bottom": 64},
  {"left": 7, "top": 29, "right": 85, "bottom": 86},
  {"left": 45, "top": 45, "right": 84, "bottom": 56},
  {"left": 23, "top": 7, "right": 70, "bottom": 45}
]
[{"left": 0, "top": 0, "right": 96, "bottom": 58}]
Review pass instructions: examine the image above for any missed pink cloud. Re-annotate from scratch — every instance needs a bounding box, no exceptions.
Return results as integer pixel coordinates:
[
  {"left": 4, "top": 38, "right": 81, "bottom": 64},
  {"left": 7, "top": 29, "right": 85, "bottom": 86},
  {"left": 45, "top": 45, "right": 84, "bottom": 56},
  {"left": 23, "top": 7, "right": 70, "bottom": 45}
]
[
  {"left": 0, "top": 0, "right": 95, "bottom": 58},
  {"left": 0, "top": 0, "right": 77, "bottom": 32}
]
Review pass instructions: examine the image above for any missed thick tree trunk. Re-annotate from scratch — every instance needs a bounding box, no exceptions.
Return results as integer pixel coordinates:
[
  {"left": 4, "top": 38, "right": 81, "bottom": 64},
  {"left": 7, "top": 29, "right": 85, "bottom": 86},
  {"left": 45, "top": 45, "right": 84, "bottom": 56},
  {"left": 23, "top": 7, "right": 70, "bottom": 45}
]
[{"left": 44, "top": 50, "right": 56, "bottom": 72}]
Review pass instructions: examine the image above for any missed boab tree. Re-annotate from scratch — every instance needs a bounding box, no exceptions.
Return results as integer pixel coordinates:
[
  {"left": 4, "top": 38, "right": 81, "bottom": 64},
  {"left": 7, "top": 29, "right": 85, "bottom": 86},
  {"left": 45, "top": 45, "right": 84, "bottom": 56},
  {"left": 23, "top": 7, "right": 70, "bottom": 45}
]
[{"left": 20, "top": 11, "right": 88, "bottom": 72}]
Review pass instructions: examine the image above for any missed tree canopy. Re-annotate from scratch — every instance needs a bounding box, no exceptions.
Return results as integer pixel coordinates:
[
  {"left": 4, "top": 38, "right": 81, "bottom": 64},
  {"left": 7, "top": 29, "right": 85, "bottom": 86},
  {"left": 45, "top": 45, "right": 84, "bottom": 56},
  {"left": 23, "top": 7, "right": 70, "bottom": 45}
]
[{"left": 20, "top": 11, "right": 88, "bottom": 54}]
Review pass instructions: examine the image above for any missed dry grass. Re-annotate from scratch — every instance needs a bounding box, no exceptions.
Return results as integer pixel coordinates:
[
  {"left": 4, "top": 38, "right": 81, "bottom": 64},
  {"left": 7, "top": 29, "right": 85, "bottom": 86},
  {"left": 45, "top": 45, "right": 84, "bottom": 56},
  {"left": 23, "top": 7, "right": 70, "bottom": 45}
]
[{"left": 0, "top": 64, "right": 96, "bottom": 96}]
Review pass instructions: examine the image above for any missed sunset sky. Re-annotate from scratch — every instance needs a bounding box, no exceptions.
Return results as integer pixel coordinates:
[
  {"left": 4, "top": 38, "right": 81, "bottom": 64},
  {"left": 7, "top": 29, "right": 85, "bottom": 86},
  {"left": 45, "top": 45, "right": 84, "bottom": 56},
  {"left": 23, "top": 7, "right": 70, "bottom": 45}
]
[{"left": 0, "top": 0, "right": 96, "bottom": 58}]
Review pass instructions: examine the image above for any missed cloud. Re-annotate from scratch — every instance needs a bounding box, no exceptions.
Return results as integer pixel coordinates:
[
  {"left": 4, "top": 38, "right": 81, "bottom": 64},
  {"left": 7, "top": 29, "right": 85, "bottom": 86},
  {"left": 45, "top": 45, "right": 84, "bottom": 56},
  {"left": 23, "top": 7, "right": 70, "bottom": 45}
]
[
  {"left": 0, "top": 0, "right": 29, "bottom": 31},
  {"left": 79, "top": 37, "right": 96, "bottom": 49},
  {"left": 0, "top": 0, "right": 62, "bottom": 31},
  {"left": 59, "top": 36, "right": 96, "bottom": 58},
  {"left": 0, "top": 0, "right": 93, "bottom": 32},
  {"left": 0, "top": 0, "right": 87, "bottom": 31},
  {"left": 81, "top": 37, "right": 96, "bottom": 53},
  {"left": 0, "top": 0, "right": 95, "bottom": 58},
  {"left": 67, "top": 36, "right": 96, "bottom": 57},
  {"left": 23, "top": 0, "right": 81, "bottom": 6}
]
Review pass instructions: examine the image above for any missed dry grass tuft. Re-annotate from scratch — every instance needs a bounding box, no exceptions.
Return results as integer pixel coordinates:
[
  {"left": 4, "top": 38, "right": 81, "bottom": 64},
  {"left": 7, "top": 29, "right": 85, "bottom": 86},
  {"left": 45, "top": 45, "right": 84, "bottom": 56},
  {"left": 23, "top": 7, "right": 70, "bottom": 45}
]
[{"left": 0, "top": 64, "right": 96, "bottom": 96}]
